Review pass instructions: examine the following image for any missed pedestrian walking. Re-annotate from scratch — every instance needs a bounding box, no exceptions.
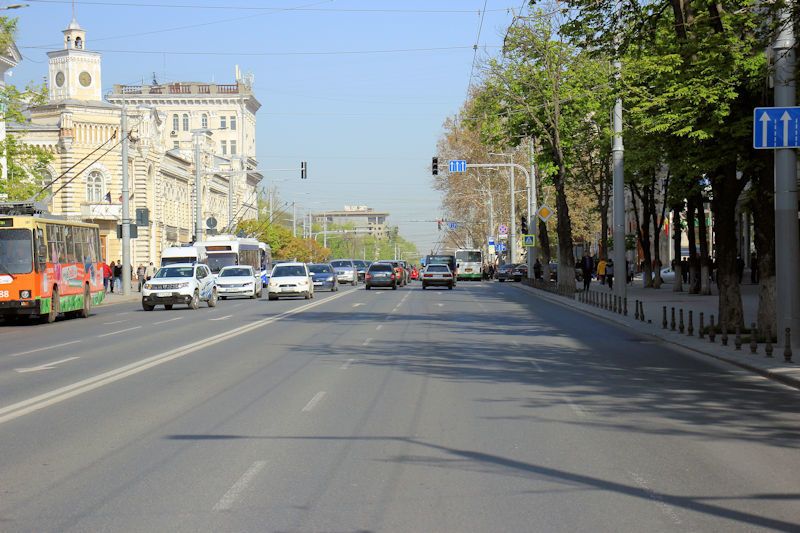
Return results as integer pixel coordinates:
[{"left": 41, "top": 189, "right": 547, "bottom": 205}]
[
  {"left": 750, "top": 252, "right": 759, "bottom": 284},
  {"left": 606, "top": 259, "right": 614, "bottom": 290},
  {"left": 145, "top": 261, "right": 156, "bottom": 281},
  {"left": 533, "top": 258, "right": 542, "bottom": 281},
  {"left": 580, "top": 252, "right": 593, "bottom": 291},
  {"left": 108, "top": 261, "right": 116, "bottom": 293},
  {"left": 681, "top": 257, "right": 689, "bottom": 284},
  {"left": 102, "top": 261, "right": 112, "bottom": 292},
  {"left": 113, "top": 261, "right": 122, "bottom": 292},
  {"left": 137, "top": 264, "right": 146, "bottom": 292},
  {"left": 597, "top": 257, "right": 607, "bottom": 285}
]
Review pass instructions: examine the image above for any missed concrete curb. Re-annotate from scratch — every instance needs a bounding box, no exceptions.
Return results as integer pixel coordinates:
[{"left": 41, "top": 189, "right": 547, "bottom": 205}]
[{"left": 512, "top": 283, "right": 800, "bottom": 391}]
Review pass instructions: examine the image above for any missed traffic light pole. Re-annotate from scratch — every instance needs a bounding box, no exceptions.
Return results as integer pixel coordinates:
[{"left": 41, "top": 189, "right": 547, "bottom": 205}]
[{"left": 120, "top": 104, "right": 131, "bottom": 296}]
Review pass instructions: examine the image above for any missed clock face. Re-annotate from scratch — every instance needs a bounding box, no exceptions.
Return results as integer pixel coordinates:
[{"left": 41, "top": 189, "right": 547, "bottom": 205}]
[
  {"left": 79, "top": 71, "right": 92, "bottom": 87},
  {"left": 55, "top": 71, "right": 65, "bottom": 87}
]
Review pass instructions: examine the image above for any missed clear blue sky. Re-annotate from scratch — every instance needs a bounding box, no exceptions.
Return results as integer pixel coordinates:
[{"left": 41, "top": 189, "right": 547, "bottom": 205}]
[{"left": 11, "top": 0, "right": 519, "bottom": 254}]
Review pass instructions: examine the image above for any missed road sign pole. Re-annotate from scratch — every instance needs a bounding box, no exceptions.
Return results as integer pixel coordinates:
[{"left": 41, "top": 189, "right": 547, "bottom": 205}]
[
  {"left": 510, "top": 164, "right": 516, "bottom": 264},
  {"left": 773, "top": 1, "right": 800, "bottom": 351},
  {"left": 612, "top": 58, "right": 626, "bottom": 300}
]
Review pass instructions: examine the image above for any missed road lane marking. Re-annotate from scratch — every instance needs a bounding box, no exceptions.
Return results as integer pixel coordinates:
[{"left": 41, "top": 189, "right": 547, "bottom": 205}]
[
  {"left": 97, "top": 326, "right": 141, "bottom": 338},
  {"left": 16, "top": 357, "right": 80, "bottom": 374},
  {"left": 375, "top": 324, "right": 383, "bottom": 331},
  {"left": 564, "top": 397, "right": 587, "bottom": 418},
  {"left": 627, "top": 470, "right": 683, "bottom": 525},
  {"left": 209, "top": 315, "right": 232, "bottom": 321},
  {"left": 8, "top": 340, "right": 82, "bottom": 358},
  {"left": 353, "top": 303, "right": 365, "bottom": 308},
  {"left": 103, "top": 320, "right": 125, "bottom": 325},
  {"left": 213, "top": 461, "right": 267, "bottom": 512},
  {"left": 436, "top": 303, "right": 444, "bottom": 307},
  {"left": 0, "top": 288, "right": 355, "bottom": 427},
  {"left": 154, "top": 317, "right": 183, "bottom": 325},
  {"left": 362, "top": 338, "right": 372, "bottom": 346},
  {"left": 302, "top": 391, "right": 326, "bottom": 412},
  {"left": 340, "top": 358, "right": 355, "bottom": 370}
]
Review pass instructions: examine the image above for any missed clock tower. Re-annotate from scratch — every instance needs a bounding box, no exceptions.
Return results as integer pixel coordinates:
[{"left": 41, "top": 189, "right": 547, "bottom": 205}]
[{"left": 47, "top": 17, "right": 102, "bottom": 102}]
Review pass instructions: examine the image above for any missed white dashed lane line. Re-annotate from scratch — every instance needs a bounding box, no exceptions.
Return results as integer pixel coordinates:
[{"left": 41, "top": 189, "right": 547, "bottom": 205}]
[
  {"left": 8, "top": 340, "right": 82, "bottom": 358},
  {"left": 97, "top": 326, "right": 141, "bottom": 338},
  {"left": 301, "top": 391, "right": 327, "bottom": 413},
  {"left": 213, "top": 461, "right": 268, "bottom": 512}
]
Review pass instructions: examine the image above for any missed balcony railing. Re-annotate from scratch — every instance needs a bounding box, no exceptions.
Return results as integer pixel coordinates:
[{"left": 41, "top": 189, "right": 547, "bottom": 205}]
[{"left": 113, "top": 83, "right": 242, "bottom": 96}]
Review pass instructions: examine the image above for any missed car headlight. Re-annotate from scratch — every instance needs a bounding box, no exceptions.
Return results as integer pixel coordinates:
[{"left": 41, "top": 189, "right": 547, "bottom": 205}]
[
  {"left": 144, "top": 283, "right": 152, "bottom": 290},
  {"left": 177, "top": 282, "right": 190, "bottom": 288},
  {"left": 299, "top": 279, "right": 308, "bottom": 285},
  {"left": 326, "top": 276, "right": 334, "bottom": 281}
]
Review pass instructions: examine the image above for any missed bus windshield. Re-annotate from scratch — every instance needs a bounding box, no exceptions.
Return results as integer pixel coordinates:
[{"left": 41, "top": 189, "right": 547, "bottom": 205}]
[
  {"left": 0, "top": 229, "right": 33, "bottom": 274},
  {"left": 207, "top": 253, "right": 237, "bottom": 273}
]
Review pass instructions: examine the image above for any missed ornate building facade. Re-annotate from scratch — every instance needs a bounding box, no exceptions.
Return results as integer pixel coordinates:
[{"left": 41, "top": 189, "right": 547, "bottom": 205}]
[{"left": 9, "top": 18, "right": 261, "bottom": 266}]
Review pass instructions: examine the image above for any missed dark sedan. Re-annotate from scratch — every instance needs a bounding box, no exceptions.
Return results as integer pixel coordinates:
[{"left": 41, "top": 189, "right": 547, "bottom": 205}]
[
  {"left": 365, "top": 263, "right": 397, "bottom": 290},
  {"left": 512, "top": 263, "right": 528, "bottom": 281},
  {"left": 496, "top": 263, "right": 515, "bottom": 282}
]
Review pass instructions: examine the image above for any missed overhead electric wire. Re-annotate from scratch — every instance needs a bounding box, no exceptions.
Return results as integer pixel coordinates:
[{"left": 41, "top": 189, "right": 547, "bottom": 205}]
[
  {"left": 50, "top": 133, "right": 127, "bottom": 197},
  {"left": 30, "top": 131, "right": 118, "bottom": 198},
  {"left": 465, "top": 0, "right": 490, "bottom": 100}
]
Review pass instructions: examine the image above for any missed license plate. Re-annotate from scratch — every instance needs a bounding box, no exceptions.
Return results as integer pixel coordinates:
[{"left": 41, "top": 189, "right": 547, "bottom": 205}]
[
  {"left": 157, "top": 293, "right": 172, "bottom": 298},
  {"left": 466, "top": 268, "right": 473, "bottom": 272},
  {"left": 313, "top": 282, "right": 322, "bottom": 286}
]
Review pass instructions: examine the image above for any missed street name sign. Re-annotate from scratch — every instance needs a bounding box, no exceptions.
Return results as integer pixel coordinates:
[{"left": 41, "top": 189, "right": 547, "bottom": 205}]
[
  {"left": 522, "top": 234, "right": 535, "bottom": 247},
  {"left": 447, "top": 221, "right": 458, "bottom": 230},
  {"left": 449, "top": 160, "right": 467, "bottom": 172},
  {"left": 754, "top": 107, "right": 800, "bottom": 149}
]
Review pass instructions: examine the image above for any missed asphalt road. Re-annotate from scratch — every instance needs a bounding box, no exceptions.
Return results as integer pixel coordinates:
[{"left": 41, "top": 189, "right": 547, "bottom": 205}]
[{"left": 0, "top": 281, "right": 798, "bottom": 532}]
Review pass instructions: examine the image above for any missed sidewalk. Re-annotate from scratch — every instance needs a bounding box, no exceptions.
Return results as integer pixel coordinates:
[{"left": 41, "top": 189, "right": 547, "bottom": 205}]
[
  {"left": 515, "top": 281, "right": 800, "bottom": 390},
  {"left": 99, "top": 289, "right": 141, "bottom": 307}
]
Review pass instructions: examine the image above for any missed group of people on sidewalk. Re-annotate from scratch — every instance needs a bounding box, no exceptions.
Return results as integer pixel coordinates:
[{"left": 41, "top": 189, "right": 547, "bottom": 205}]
[
  {"left": 578, "top": 254, "right": 626, "bottom": 291},
  {"left": 98, "top": 261, "right": 155, "bottom": 293}
]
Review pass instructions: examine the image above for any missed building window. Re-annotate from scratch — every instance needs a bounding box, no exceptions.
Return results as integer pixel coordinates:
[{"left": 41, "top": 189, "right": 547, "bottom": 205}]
[
  {"left": 230, "top": 115, "right": 237, "bottom": 130},
  {"left": 182, "top": 113, "right": 189, "bottom": 131},
  {"left": 230, "top": 141, "right": 237, "bottom": 155},
  {"left": 201, "top": 114, "right": 208, "bottom": 128},
  {"left": 220, "top": 141, "right": 227, "bottom": 155},
  {"left": 172, "top": 114, "right": 179, "bottom": 132},
  {"left": 220, "top": 116, "right": 227, "bottom": 129},
  {"left": 86, "top": 171, "right": 104, "bottom": 203},
  {"left": 173, "top": 141, "right": 179, "bottom": 149}
]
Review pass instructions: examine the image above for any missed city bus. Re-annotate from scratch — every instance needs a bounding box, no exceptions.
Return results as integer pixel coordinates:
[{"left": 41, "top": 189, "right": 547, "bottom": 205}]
[
  {"left": 160, "top": 245, "right": 207, "bottom": 267},
  {"left": 0, "top": 202, "right": 105, "bottom": 323},
  {"left": 455, "top": 248, "right": 483, "bottom": 281},
  {"left": 196, "top": 235, "right": 272, "bottom": 280}
]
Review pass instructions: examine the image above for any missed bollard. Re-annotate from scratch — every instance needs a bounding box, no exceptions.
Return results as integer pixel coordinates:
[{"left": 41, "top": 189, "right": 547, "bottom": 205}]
[
  {"left": 709, "top": 315, "right": 716, "bottom": 343},
  {"left": 613, "top": 295, "right": 618, "bottom": 314},
  {"left": 679, "top": 309, "right": 685, "bottom": 334},
  {"left": 721, "top": 324, "right": 728, "bottom": 346},
  {"left": 623, "top": 297, "right": 628, "bottom": 317},
  {"left": 662, "top": 306, "right": 668, "bottom": 329},
  {"left": 765, "top": 326, "right": 773, "bottom": 358},
  {"left": 734, "top": 325, "right": 741, "bottom": 350},
  {"left": 639, "top": 301, "right": 645, "bottom": 322},
  {"left": 670, "top": 307, "right": 676, "bottom": 331},
  {"left": 635, "top": 300, "right": 640, "bottom": 321},
  {"left": 784, "top": 328, "right": 793, "bottom": 363},
  {"left": 750, "top": 323, "right": 758, "bottom": 354},
  {"left": 688, "top": 310, "right": 694, "bottom": 336},
  {"left": 699, "top": 312, "right": 705, "bottom": 339}
]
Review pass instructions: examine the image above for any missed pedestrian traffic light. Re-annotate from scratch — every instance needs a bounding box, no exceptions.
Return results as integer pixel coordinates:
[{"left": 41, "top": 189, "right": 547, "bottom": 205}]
[
  {"left": 521, "top": 215, "right": 528, "bottom": 234},
  {"left": 432, "top": 157, "right": 439, "bottom": 176},
  {"left": 300, "top": 161, "right": 307, "bottom": 179}
]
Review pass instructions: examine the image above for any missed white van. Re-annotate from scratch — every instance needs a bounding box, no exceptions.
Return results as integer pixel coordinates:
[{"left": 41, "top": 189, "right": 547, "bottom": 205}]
[{"left": 160, "top": 245, "right": 207, "bottom": 267}]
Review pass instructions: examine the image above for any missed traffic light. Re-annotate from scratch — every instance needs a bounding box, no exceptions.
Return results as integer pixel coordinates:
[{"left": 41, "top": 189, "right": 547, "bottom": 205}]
[
  {"left": 437, "top": 219, "right": 442, "bottom": 231},
  {"left": 300, "top": 161, "right": 307, "bottom": 179},
  {"left": 432, "top": 157, "right": 439, "bottom": 176},
  {"left": 521, "top": 215, "right": 528, "bottom": 234}
]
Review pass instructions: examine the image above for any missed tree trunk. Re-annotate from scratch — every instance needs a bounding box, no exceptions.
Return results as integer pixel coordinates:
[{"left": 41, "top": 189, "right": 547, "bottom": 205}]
[
  {"left": 711, "top": 164, "right": 745, "bottom": 331},
  {"left": 686, "top": 196, "right": 699, "bottom": 294},
  {"left": 631, "top": 186, "right": 653, "bottom": 288},
  {"left": 649, "top": 178, "right": 664, "bottom": 289},
  {"left": 554, "top": 167, "right": 574, "bottom": 292},
  {"left": 697, "top": 196, "right": 712, "bottom": 295},
  {"left": 599, "top": 202, "right": 609, "bottom": 261},
  {"left": 672, "top": 205, "right": 683, "bottom": 292},
  {"left": 751, "top": 154, "right": 776, "bottom": 339}
]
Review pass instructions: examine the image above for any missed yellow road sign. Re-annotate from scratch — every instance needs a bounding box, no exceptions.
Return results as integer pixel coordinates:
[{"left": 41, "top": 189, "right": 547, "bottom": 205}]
[{"left": 537, "top": 205, "right": 553, "bottom": 222}]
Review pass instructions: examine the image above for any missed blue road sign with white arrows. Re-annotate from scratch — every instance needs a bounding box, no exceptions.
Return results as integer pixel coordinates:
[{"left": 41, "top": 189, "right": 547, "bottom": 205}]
[
  {"left": 447, "top": 221, "right": 458, "bottom": 230},
  {"left": 449, "top": 160, "right": 467, "bottom": 172},
  {"left": 754, "top": 107, "right": 800, "bottom": 149}
]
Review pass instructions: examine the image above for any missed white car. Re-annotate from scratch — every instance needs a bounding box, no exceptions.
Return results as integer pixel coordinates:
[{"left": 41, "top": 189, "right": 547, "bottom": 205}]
[
  {"left": 216, "top": 265, "right": 262, "bottom": 299},
  {"left": 142, "top": 263, "right": 217, "bottom": 311},
  {"left": 267, "top": 262, "right": 314, "bottom": 300}
]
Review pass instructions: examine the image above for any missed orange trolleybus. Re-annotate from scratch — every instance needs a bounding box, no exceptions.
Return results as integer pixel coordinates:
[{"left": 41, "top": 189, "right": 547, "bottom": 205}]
[{"left": 0, "top": 202, "right": 105, "bottom": 323}]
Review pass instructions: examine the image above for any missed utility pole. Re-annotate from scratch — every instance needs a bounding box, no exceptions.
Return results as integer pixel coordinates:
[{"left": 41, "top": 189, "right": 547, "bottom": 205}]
[
  {"left": 527, "top": 137, "right": 538, "bottom": 279},
  {"left": 120, "top": 103, "right": 131, "bottom": 296},
  {"left": 292, "top": 202, "right": 297, "bottom": 237},
  {"left": 510, "top": 163, "right": 516, "bottom": 264},
  {"left": 612, "top": 43, "right": 626, "bottom": 299},
  {"left": 773, "top": 0, "right": 800, "bottom": 350},
  {"left": 323, "top": 213, "right": 327, "bottom": 248},
  {"left": 194, "top": 133, "right": 203, "bottom": 242},
  {"left": 268, "top": 187, "right": 274, "bottom": 224}
]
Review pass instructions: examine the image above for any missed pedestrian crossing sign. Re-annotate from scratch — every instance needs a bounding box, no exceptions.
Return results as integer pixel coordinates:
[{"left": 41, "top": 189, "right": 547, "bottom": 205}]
[{"left": 522, "top": 234, "right": 535, "bottom": 247}]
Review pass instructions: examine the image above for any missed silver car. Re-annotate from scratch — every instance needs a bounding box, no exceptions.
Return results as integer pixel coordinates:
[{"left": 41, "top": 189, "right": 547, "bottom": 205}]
[{"left": 330, "top": 259, "right": 358, "bottom": 285}]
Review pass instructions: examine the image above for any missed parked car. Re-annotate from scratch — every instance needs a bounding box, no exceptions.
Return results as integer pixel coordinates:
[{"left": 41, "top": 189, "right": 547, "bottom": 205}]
[
  {"left": 216, "top": 265, "right": 262, "bottom": 299},
  {"left": 330, "top": 259, "right": 358, "bottom": 286},
  {"left": 308, "top": 263, "right": 338, "bottom": 292},
  {"left": 659, "top": 266, "right": 676, "bottom": 283},
  {"left": 496, "top": 263, "right": 515, "bottom": 282},
  {"left": 142, "top": 263, "right": 217, "bottom": 311},
  {"left": 365, "top": 262, "right": 397, "bottom": 290},
  {"left": 267, "top": 262, "right": 313, "bottom": 300},
  {"left": 421, "top": 263, "right": 454, "bottom": 290},
  {"left": 512, "top": 263, "right": 529, "bottom": 281}
]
